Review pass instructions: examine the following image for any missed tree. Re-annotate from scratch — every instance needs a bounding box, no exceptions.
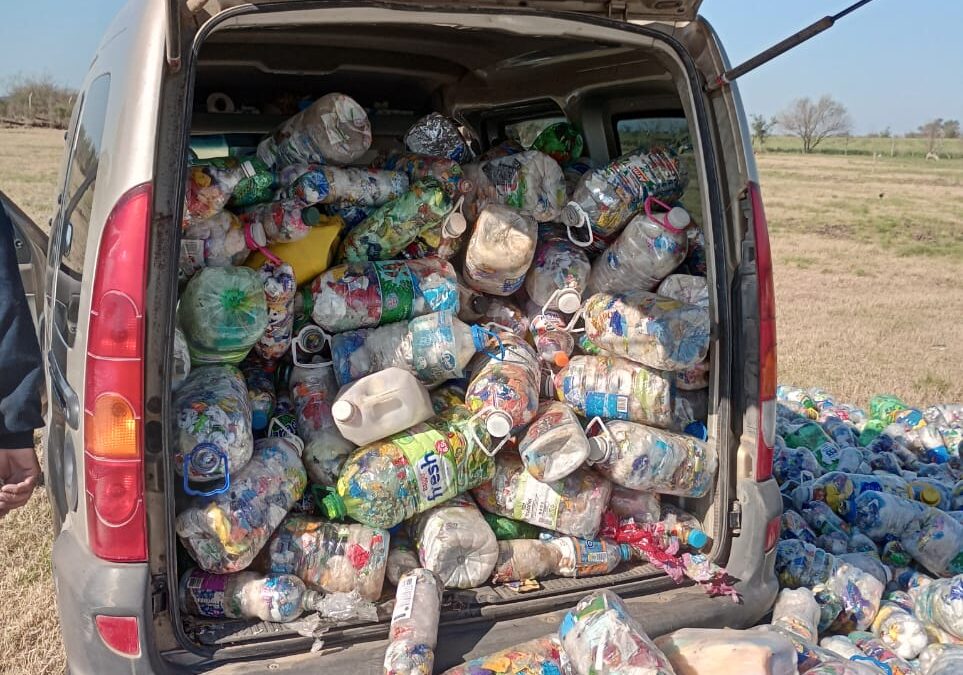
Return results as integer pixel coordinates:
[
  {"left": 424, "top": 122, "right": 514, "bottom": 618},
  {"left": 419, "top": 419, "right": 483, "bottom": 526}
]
[
  {"left": 776, "top": 95, "right": 853, "bottom": 153},
  {"left": 918, "top": 118, "right": 945, "bottom": 153},
  {"left": 750, "top": 114, "right": 776, "bottom": 149},
  {"left": 943, "top": 119, "right": 960, "bottom": 139},
  {"left": 0, "top": 74, "right": 76, "bottom": 129}
]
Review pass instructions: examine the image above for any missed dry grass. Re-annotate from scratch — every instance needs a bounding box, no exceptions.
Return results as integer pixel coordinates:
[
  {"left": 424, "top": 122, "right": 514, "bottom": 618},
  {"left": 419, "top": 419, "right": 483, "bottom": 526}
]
[{"left": 0, "top": 128, "right": 961, "bottom": 673}]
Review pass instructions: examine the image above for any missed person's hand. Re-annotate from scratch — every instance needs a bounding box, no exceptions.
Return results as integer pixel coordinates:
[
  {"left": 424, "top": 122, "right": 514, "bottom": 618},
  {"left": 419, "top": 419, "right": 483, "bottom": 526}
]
[{"left": 0, "top": 447, "right": 41, "bottom": 518}]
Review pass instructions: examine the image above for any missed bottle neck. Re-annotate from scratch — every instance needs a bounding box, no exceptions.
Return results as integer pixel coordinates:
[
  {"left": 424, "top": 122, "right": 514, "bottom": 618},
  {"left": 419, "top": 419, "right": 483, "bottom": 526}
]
[{"left": 586, "top": 435, "right": 611, "bottom": 465}]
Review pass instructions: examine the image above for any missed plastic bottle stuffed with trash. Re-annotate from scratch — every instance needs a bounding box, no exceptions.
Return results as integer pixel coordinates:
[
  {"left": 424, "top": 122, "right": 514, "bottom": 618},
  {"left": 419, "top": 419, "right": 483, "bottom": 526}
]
[
  {"left": 283, "top": 165, "right": 409, "bottom": 208},
  {"left": 525, "top": 228, "right": 591, "bottom": 313},
  {"left": 179, "top": 568, "right": 312, "bottom": 623},
  {"left": 340, "top": 179, "right": 454, "bottom": 262},
  {"left": 555, "top": 355, "right": 677, "bottom": 430},
  {"left": 183, "top": 156, "right": 247, "bottom": 223},
  {"left": 322, "top": 405, "right": 495, "bottom": 530},
  {"left": 846, "top": 631, "right": 916, "bottom": 675},
  {"left": 559, "top": 589, "right": 676, "bottom": 675},
  {"left": 386, "top": 531, "right": 422, "bottom": 587},
  {"left": 330, "top": 311, "right": 491, "bottom": 387},
  {"left": 463, "top": 204, "right": 538, "bottom": 296},
  {"left": 870, "top": 597, "right": 930, "bottom": 660},
  {"left": 254, "top": 262, "right": 297, "bottom": 361},
  {"left": 782, "top": 509, "right": 819, "bottom": 546},
  {"left": 902, "top": 508, "right": 963, "bottom": 577},
  {"left": 660, "top": 504, "right": 711, "bottom": 551},
  {"left": 562, "top": 149, "right": 688, "bottom": 254},
  {"left": 429, "top": 380, "right": 467, "bottom": 415},
  {"left": 262, "top": 514, "right": 389, "bottom": 601},
  {"left": 239, "top": 197, "right": 329, "bottom": 245},
  {"left": 587, "top": 419, "right": 718, "bottom": 498},
  {"left": 309, "top": 258, "right": 459, "bottom": 333},
  {"left": 490, "top": 538, "right": 562, "bottom": 583},
  {"left": 400, "top": 204, "right": 468, "bottom": 261},
  {"left": 172, "top": 326, "right": 191, "bottom": 390},
  {"left": 463, "top": 150, "right": 566, "bottom": 222},
  {"left": 439, "top": 636, "right": 570, "bottom": 675},
  {"left": 179, "top": 210, "right": 259, "bottom": 280},
  {"left": 332, "top": 368, "right": 434, "bottom": 448},
  {"left": 288, "top": 363, "right": 354, "bottom": 486},
  {"left": 823, "top": 562, "right": 885, "bottom": 632},
  {"left": 770, "top": 587, "right": 821, "bottom": 642},
  {"left": 241, "top": 360, "right": 276, "bottom": 432},
  {"left": 176, "top": 436, "right": 307, "bottom": 574},
  {"left": 912, "top": 575, "right": 963, "bottom": 641},
  {"left": 918, "top": 644, "right": 963, "bottom": 675},
  {"left": 608, "top": 485, "right": 661, "bottom": 524},
  {"left": 384, "top": 568, "right": 444, "bottom": 675},
  {"left": 457, "top": 284, "right": 529, "bottom": 335},
  {"left": 490, "top": 536, "right": 632, "bottom": 583},
  {"left": 404, "top": 112, "right": 470, "bottom": 161},
  {"left": 909, "top": 477, "right": 953, "bottom": 511},
  {"left": 801, "top": 500, "right": 852, "bottom": 555},
  {"left": 228, "top": 156, "right": 275, "bottom": 208},
  {"left": 472, "top": 454, "right": 612, "bottom": 540},
  {"left": 526, "top": 301, "right": 576, "bottom": 370},
  {"left": 791, "top": 471, "right": 912, "bottom": 523},
  {"left": 178, "top": 266, "right": 269, "bottom": 364},
  {"left": 657, "top": 274, "right": 709, "bottom": 309},
  {"left": 257, "top": 92, "right": 372, "bottom": 167},
  {"left": 465, "top": 331, "right": 541, "bottom": 440},
  {"left": 173, "top": 365, "right": 254, "bottom": 488},
  {"left": 656, "top": 628, "right": 798, "bottom": 675},
  {"left": 411, "top": 493, "right": 498, "bottom": 589},
  {"left": 518, "top": 401, "right": 591, "bottom": 482},
  {"left": 854, "top": 490, "right": 929, "bottom": 541},
  {"left": 581, "top": 291, "right": 710, "bottom": 372},
  {"left": 588, "top": 204, "right": 692, "bottom": 294},
  {"left": 375, "top": 151, "right": 471, "bottom": 196},
  {"left": 776, "top": 538, "right": 839, "bottom": 588}
]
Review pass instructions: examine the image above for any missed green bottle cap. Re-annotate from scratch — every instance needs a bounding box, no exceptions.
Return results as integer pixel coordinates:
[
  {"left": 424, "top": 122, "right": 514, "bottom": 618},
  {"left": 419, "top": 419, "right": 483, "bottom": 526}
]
[
  {"left": 302, "top": 206, "right": 322, "bottom": 226},
  {"left": 321, "top": 488, "right": 347, "bottom": 520}
]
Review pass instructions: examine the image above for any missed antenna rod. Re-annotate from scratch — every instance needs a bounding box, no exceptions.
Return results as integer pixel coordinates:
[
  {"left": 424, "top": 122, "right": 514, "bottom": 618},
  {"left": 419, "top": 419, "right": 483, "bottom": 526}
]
[{"left": 705, "top": 0, "right": 877, "bottom": 92}]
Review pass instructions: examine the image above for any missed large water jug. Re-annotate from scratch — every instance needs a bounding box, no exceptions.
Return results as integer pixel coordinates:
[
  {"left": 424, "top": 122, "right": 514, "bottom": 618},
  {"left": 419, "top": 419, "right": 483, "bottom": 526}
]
[
  {"left": 332, "top": 367, "right": 434, "bottom": 446},
  {"left": 463, "top": 205, "right": 537, "bottom": 296}
]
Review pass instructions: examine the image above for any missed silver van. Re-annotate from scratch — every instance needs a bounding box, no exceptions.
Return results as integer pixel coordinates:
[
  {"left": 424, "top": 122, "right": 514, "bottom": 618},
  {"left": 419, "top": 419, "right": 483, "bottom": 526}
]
[{"left": 9, "top": 0, "right": 782, "bottom": 671}]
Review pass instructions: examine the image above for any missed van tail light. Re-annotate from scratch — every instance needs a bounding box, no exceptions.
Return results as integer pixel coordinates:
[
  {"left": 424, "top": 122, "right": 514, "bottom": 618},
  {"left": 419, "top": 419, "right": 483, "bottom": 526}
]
[
  {"left": 95, "top": 615, "right": 142, "bottom": 657},
  {"left": 764, "top": 515, "right": 781, "bottom": 553},
  {"left": 749, "top": 181, "right": 776, "bottom": 482},
  {"left": 84, "top": 183, "right": 151, "bottom": 562}
]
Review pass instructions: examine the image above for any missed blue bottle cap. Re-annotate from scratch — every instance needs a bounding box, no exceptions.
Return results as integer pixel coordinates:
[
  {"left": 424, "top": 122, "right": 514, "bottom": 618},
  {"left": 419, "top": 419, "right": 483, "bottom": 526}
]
[
  {"left": 252, "top": 409, "right": 269, "bottom": 431},
  {"left": 687, "top": 529, "right": 709, "bottom": 549}
]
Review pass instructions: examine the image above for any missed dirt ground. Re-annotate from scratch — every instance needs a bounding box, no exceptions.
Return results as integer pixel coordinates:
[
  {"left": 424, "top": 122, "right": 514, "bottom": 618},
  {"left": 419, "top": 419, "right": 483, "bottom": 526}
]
[{"left": 0, "top": 128, "right": 960, "bottom": 673}]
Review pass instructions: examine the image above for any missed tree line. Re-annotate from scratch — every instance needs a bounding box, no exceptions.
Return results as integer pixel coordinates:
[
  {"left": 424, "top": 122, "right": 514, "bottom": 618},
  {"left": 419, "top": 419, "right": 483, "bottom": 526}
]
[
  {"left": 751, "top": 95, "right": 960, "bottom": 156},
  {"left": 0, "top": 75, "right": 77, "bottom": 129}
]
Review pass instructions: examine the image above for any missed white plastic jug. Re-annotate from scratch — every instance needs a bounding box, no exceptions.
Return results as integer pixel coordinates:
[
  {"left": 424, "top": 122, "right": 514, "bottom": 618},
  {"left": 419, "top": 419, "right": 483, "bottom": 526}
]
[{"left": 332, "top": 367, "right": 434, "bottom": 446}]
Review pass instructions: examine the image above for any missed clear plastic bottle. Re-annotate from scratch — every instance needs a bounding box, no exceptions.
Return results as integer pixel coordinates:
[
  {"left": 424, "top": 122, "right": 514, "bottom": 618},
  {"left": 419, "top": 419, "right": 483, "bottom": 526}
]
[
  {"left": 411, "top": 494, "right": 498, "bottom": 589},
  {"left": 491, "top": 539, "right": 562, "bottom": 583},
  {"left": 559, "top": 589, "right": 676, "bottom": 675},
  {"left": 183, "top": 156, "right": 247, "bottom": 223},
  {"left": 550, "top": 536, "right": 634, "bottom": 578},
  {"left": 854, "top": 491, "right": 929, "bottom": 542},
  {"left": 250, "top": 262, "right": 297, "bottom": 361},
  {"left": 241, "top": 360, "right": 276, "bottom": 432},
  {"left": 770, "top": 587, "right": 820, "bottom": 642},
  {"left": 288, "top": 363, "right": 354, "bottom": 486},
  {"left": 562, "top": 149, "right": 688, "bottom": 254},
  {"left": 581, "top": 291, "right": 710, "bottom": 372},
  {"left": 340, "top": 179, "right": 453, "bottom": 262},
  {"left": 525, "top": 230, "right": 591, "bottom": 313},
  {"left": 871, "top": 599, "right": 930, "bottom": 660},
  {"left": 309, "top": 258, "right": 459, "bottom": 334},
  {"left": 386, "top": 532, "right": 422, "bottom": 587},
  {"left": 257, "top": 92, "right": 372, "bottom": 167},
  {"left": 483, "top": 512, "right": 542, "bottom": 540},
  {"left": 463, "top": 205, "right": 537, "bottom": 296},
  {"left": 913, "top": 576, "right": 963, "bottom": 641},
  {"left": 657, "top": 274, "right": 709, "bottom": 309},
  {"left": 401, "top": 208, "right": 468, "bottom": 261},
  {"left": 608, "top": 485, "right": 661, "bottom": 524},
  {"left": 179, "top": 568, "right": 311, "bottom": 623},
  {"left": 847, "top": 631, "right": 916, "bottom": 675},
  {"left": 178, "top": 266, "right": 269, "bottom": 364},
  {"left": 330, "top": 311, "right": 489, "bottom": 387},
  {"left": 465, "top": 332, "right": 541, "bottom": 439},
  {"left": 176, "top": 436, "right": 307, "bottom": 573},
  {"left": 657, "top": 628, "right": 798, "bottom": 675},
  {"left": 587, "top": 206, "right": 692, "bottom": 294},
  {"left": 791, "top": 471, "right": 912, "bottom": 523},
  {"left": 228, "top": 156, "right": 276, "bottom": 209},
  {"left": 332, "top": 368, "right": 434, "bottom": 446},
  {"left": 776, "top": 539, "right": 839, "bottom": 588},
  {"left": 660, "top": 504, "right": 711, "bottom": 551},
  {"left": 239, "top": 197, "right": 326, "bottom": 244},
  {"left": 262, "top": 514, "right": 389, "bottom": 601},
  {"left": 918, "top": 644, "right": 963, "bottom": 675},
  {"left": 284, "top": 165, "right": 409, "bottom": 208},
  {"left": 439, "top": 636, "right": 569, "bottom": 675},
  {"left": 909, "top": 478, "right": 953, "bottom": 511},
  {"left": 321, "top": 406, "right": 495, "bottom": 529},
  {"left": 384, "top": 568, "right": 444, "bottom": 675},
  {"left": 901, "top": 508, "right": 963, "bottom": 577},
  {"left": 782, "top": 509, "right": 818, "bottom": 546},
  {"left": 463, "top": 150, "right": 566, "bottom": 222},
  {"left": 518, "top": 401, "right": 591, "bottom": 482},
  {"left": 173, "top": 365, "right": 254, "bottom": 487},
  {"left": 471, "top": 454, "right": 612, "bottom": 539},
  {"left": 172, "top": 326, "right": 191, "bottom": 390},
  {"left": 587, "top": 420, "right": 717, "bottom": 498},
  {"left": 375, "top": 151, "right": 472, "bottom": 196},
  {"left": 526, "top": 302, "right": 575, "bottom": 369},
  {"left": 179, "top": 210, "right": 260, "bottom": 280},
  {"left": 555, "top": 355, "right": 677, "bottom": 430}
]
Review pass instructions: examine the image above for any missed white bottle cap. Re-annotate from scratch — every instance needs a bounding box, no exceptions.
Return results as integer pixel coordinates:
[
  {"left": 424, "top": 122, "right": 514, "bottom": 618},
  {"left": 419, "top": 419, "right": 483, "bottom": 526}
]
[
  {"left": 667, "top": 207, "right": 691, "bottom": 230},
  {"left": 444, "top": 212, "right": 468, "bottom": 237},
  {"left": 332, "top": 400, "right": 357, "bottom": 423},
  {"left": 586, "top": 435, "right": 610, "bottom": 464},
  {"left": 556, "top": 289, "right": 582, "bottom": 315},
  {"left": 560, "top": 204, "right": 581, "bottom": 228},
  {"left": 485, "top": 411, "right": 513, "bottom": 438}
]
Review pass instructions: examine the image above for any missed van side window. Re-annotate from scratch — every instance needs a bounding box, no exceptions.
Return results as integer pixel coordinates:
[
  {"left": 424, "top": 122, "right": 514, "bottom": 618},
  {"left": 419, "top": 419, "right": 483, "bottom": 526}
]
[
  {"left": 53, "top": 74, "right": 110, "bottom": 348},
  {"left": 615, "top": 115, "right": 702, "bottom": 224}
]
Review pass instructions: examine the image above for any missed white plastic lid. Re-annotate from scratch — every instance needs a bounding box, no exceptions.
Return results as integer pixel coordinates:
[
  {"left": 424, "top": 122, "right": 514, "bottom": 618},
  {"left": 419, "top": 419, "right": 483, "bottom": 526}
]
[
  {"left": 444, "top": 212, "right": 468, "bottom": 237},
  {"left": 586, "top": 436, "right": 610, "bottom": 464},
  {"left": 556, "top": 289, "right": 582, "bottom": 315},
  {"left": 248, "top": 221, "right": 268, "bottom": 248},
  {"left": 331, "top": 400, "right": 357, "bottom": 423},
  {"left": 560, "top": 205, "right": 581, "bottom": 228},
  {"left": 667, "top": 207, "right": 691, "bottom": 230},
  {"left": 485, "top": 411, "right": 513, "bottom": 438}
]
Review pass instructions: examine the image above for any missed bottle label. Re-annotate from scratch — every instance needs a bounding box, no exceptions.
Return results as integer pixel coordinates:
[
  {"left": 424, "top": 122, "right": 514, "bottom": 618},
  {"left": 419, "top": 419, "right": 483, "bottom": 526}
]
[
  {"left": 584, "top": 392, "right": 629, "bottom": 420},
  {"left": 375, "top": 262, "right": 415, "bottom": 325},
  {"left": 513, "top": 472, "right": 561, "bottom": 529},
  {"left": 571, "top": 538, "right": 612, "bottom": 577},
  {"left": 184, "top": 571, "right": 229, "bottom": 618},
  {"left": 410, "top": 312, "right": 459, "bottom": 383},
  {"left": 396, "top": 424, "right": 457, "bottom": 507},
  {"left": 391, "top": 573, "right": 418, "bottom": 622}
]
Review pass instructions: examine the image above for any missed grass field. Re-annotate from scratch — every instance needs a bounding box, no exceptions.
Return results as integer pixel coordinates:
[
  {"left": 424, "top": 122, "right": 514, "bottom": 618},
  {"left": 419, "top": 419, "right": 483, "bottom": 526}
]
[
  {"left": 0, "top": 127, "right": 961, "bottom": 673},
  {"left": 760, "top": 134, "right": 963, "bottom": 159}
]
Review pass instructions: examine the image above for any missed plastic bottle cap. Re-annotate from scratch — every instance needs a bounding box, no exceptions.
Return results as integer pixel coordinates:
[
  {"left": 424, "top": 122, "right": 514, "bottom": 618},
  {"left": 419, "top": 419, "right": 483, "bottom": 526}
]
[
  {"left": 332, "top": 400, "right": 357, "bottom": 423},
  {"left": 301, "top": 206, "right": 321, "bottom": 226},
  {"left": 248, "top": 221, "right": 268, "bottom": 248},
  {"left": 586, "top": 436, "right": 609, "bottom": 464},
  {"left": 321, "top": 489, "right": 347, "bottom": 520},
  {"left": 444, "top": 212, "right": 468, "bottom": 237},
  {"left": 560, "top": 205, "right": 581, "bottom": 228},
  {"left": 667, "top": 207, "right": 691, "bottom": 230},
  {"left": 919, "top": 486, "right": 940, "bottom": 506},
  {"left": 687, "top": 529, "right": 709, "bottom": 549},
  {"left": 556, "top": 289, "right": 581, "bottom": 315},
  {"left": 552, "top": 352, "right": 570, "bottom": 368},
  {"left": 485, "top": 411, "right": 513, "bottom": 438},
  {"left": 252, "top": 410, "right": 269, "bottom": 431}
]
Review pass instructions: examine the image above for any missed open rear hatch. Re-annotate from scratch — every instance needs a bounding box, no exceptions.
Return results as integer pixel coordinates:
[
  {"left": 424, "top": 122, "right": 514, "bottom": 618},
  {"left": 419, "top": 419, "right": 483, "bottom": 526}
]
[{"left": 165, "top": 2, "right": 732, "bottom": 661}]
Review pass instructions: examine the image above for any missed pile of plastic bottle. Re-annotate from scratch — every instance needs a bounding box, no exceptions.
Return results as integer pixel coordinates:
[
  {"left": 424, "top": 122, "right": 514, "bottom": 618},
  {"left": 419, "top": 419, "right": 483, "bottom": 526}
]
[
  {"left": 173, "top": 92, "right": 728, "bottom": 643},
  {"left": 768, "top": 385, "right": 963, "bottom": 675}
]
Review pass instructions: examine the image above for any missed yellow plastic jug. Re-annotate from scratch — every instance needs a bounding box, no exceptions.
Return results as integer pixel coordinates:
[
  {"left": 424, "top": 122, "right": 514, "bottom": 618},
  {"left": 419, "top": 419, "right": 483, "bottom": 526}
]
[{"left": 246, "top": 213, "right": 344, "bottom": 285}]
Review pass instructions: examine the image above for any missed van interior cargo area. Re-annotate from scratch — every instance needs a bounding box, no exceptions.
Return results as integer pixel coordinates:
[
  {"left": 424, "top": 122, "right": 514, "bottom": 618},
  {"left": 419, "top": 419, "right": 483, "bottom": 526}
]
[{"left": 174, "top": 14, "right": 726, "bottom": 655}]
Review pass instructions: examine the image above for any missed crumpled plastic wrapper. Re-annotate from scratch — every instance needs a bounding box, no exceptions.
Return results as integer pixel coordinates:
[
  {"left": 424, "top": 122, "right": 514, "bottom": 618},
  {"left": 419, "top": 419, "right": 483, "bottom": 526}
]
[{"left": 404, "top": 113, "right": 470, "bottom": 162}]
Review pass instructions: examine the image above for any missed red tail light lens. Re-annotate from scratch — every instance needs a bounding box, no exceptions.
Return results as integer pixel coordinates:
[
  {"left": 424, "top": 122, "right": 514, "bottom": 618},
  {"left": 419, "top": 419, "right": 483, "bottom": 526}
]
[
  {"left": 749, "top": 181, "right": 776, "bottom": 482},
  {"left": 95, "top": 615, "right": 142, "bottom": 657},
  {"left": 764, "top": 515, "right": 781, "bottom": 553},
  {"left": 84, "top": 183, "right": 150, "bottom": 562}
]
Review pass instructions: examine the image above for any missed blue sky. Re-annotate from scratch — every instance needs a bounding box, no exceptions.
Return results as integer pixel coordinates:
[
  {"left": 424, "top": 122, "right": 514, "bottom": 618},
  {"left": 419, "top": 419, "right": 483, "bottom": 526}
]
[{"left": 1, "top": 1, "right": 960, "bottom": 134}]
